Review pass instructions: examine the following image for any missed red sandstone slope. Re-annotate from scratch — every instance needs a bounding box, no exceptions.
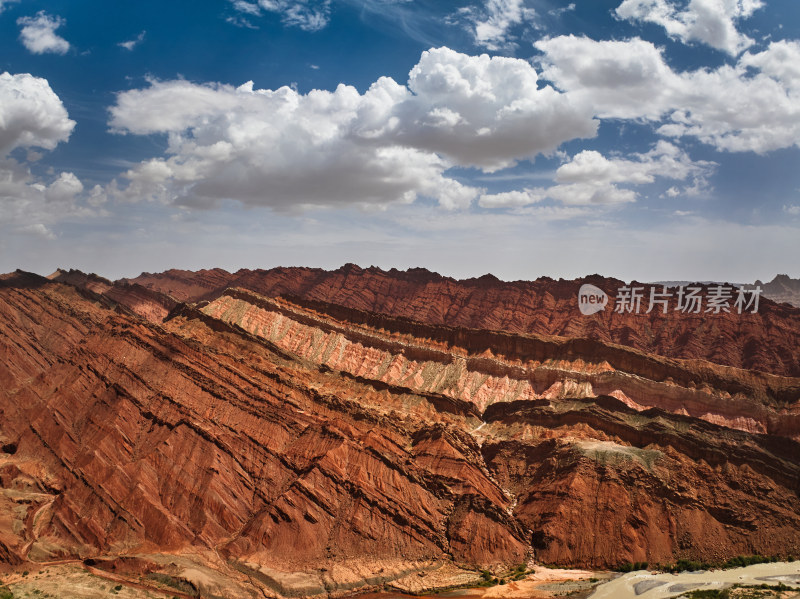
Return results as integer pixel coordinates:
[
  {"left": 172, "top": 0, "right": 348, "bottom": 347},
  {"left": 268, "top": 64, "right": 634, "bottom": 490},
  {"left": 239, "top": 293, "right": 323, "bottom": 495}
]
[
  {"left": 0, "top": 273, "right": 525, "bottom": 582},
  {"left": 125, "top": 265, "right": 800, "bottom": 377},
  {"left": 49, "top": 268, "right": 178, "bottom": 323},
  {"left": 2, "top": 270, "right": 800, "bottom": 593}
]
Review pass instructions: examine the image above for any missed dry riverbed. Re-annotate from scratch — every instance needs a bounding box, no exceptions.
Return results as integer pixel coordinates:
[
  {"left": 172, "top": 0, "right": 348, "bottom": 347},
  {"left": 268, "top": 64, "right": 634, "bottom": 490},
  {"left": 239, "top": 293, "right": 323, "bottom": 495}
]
[{"left": 589, "top": 562, "right": 800, "bottom": 599}]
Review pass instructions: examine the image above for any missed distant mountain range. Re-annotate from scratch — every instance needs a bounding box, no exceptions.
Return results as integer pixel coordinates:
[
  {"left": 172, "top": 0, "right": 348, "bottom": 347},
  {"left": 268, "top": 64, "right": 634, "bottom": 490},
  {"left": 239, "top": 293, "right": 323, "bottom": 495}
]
[
  {"left": 755, "top": 274, "right": 800, "bottom": 308},
  {"left": 653, "top": 275, "right": 800, "bottom": 308}
]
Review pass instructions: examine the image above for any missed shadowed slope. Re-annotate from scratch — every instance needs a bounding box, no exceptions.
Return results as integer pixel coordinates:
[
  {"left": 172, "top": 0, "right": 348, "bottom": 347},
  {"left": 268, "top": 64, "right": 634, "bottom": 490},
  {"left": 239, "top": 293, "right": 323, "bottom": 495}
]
[
  {"left": 125, "top": 265, "right": 800, "bottom": 377},
  {"left": 1, "top": 272, "right": 799, "bottom": 591}
]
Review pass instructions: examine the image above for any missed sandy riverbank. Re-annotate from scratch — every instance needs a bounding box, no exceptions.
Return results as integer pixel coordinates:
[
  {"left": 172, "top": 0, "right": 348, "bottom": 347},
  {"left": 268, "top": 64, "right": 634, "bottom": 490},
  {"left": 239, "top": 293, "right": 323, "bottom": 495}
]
[{"left": 590, "top": 561, "right": 800, "bottom": 599}]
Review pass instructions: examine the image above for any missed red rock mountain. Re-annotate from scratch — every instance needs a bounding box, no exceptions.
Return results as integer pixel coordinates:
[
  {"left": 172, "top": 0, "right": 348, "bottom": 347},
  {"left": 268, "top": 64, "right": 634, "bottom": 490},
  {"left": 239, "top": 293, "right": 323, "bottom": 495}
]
[
  {"left": 123, "top": 264, "right": 800, "bottom": 378},
  {"left": 1, "top": 266, "right": 799, "bottom": 596}
]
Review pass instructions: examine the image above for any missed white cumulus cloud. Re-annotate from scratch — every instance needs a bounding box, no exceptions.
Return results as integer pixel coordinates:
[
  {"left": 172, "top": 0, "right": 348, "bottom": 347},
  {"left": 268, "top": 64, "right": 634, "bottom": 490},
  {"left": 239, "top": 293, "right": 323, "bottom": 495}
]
[
  {"left": 17, "top": 11, "right": 70, "bottom": 55},
  {"left": 739, "top": 39, "right": 800, "bottom": 88},
  {"left": 535, "top": 35, "right": 800, "bottom": 153},
  {"left": 479, "top": 141, "right": 714, "bottom": 208},
  {"left": 614, "top": 0, "right": 763, "bottom": 55},
  {"left": 394, "top": 48, "right": 596, "bottom": 171},
  {"left": 45, "top": 171, "right": 84, "bottom": 203},
  {"left": 109, "top": 78, "right": 479, "bottom": 210},
  {"left": 0, "top": 73, "right": 99, "bottom": 237},
  {"left": 0, "top": 72, "right": 76, "bottom": 156},
  {"left": 108, "top": 47, "right": 597, "bottom": 211},
  {"left": 556, "top": 141, "right": 713, "bottom": 187},
  {"left": 0, "top": 158, "right": 98, "bottom": 237}
]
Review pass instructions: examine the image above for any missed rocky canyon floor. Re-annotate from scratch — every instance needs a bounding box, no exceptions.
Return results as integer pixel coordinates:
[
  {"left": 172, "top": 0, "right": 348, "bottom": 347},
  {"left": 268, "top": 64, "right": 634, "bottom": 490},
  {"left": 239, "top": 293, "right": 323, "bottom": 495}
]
[{"left": 1, "top": 265, "right": 799, "bottom": 598}]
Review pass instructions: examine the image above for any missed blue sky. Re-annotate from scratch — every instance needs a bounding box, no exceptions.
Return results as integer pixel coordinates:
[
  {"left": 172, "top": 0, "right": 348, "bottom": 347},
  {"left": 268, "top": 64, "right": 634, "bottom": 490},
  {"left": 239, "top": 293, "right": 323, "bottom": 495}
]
[{"left": 1, "top": 0, "right": 799, "bottom": 281}]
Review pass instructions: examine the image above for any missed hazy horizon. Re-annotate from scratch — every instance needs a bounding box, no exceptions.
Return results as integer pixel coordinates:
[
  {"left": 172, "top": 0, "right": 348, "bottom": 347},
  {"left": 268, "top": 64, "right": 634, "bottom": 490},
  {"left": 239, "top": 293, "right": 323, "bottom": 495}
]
[{"left": 6, "top": 262, "right": 795, "bottom": 288}]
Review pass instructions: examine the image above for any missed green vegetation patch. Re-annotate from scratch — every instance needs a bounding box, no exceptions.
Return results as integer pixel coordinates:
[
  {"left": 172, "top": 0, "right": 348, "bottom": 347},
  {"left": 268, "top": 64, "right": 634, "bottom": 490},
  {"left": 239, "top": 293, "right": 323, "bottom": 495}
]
[
  {"left": 616, "top": 561, "right": 649, "bottom": 572},
  {"left": 659, "top": 555, "right": 785, "bottom": 573}
]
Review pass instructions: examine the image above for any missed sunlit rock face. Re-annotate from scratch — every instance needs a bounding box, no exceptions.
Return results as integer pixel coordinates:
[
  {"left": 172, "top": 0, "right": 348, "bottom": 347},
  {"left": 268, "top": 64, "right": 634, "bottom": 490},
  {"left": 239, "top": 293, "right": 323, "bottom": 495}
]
[
  {"left": 1, "top": 267, "right": 799, "bottom": 596},
  {"left": 125, "top": 265, "right": 800, "bottom": 377}
]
